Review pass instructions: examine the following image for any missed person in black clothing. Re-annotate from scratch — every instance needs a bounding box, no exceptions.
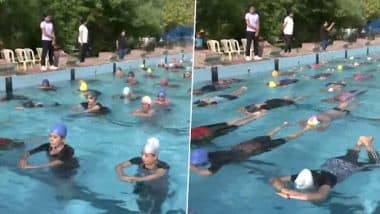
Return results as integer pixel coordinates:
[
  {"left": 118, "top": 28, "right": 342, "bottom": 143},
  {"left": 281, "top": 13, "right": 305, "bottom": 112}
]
[
  {"left": 18, "top": 123, "right": 78, "bottom": 172},
  {"left": 0, "top": 138, "right": 24, "bottom": 151},
  {"left": 271, "top": 136, "right": 379, "bottom": 202},
  {"left": 15, "top": 100, "right": 60, "bottom": 110},
  {"left": 116, "top": 137, "right": 169, "bottom": 214},
  {"left": 71, "top": 92, "right": 110, "bottom": 115},
  {"left": 239, "top": 96, "right": 302, "bottom": 114},
  {"left": 0, "top": 93, "right": 29, "bottom": 102},
  {"left": 190, "top": 122, "right": 310, "bottom": 176},
  {"left": 193, "top": 86, "right": 247, "bottom": 107},
  {"left": 320, "top": 21, "right": 335, "bottom": 51},
  {"left": 117, "top": 30, "right": 128, "bottom": 60}
]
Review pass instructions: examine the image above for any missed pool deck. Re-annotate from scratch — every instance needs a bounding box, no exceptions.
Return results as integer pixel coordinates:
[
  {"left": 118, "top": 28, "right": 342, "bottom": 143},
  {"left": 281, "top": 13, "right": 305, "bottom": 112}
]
[{"left": 194, "top": 37, "right": 380, "bottom": 69}]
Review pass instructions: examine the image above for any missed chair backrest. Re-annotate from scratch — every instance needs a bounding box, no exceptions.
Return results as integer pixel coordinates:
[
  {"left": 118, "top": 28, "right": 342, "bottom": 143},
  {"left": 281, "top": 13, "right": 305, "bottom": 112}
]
[
  {"left": 220, "top": 39, "right": 231, "bottom": 53},
  {"left": 15, "top": 48, "right": 27, "bottom": 62},
  {"left": 2, "top": 49, "right": 17, "bottom": 63},
  {"left": 24, "top": 48, "right": 36, "bottom": 61},
  {"left": 229, "top": 39, "right": 241, "bottom": 52},
  {"left": 207, "top": 40, "right": 221, "bottom": 53}
]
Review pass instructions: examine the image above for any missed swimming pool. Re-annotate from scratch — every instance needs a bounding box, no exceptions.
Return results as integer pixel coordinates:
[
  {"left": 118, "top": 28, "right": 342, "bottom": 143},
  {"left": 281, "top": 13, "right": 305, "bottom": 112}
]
[
  {"left": 0, "top": 55, "right": 191, "bottom": 214},
  {"left": 189, "top": 47, "right": 380, "bottom": 214}
]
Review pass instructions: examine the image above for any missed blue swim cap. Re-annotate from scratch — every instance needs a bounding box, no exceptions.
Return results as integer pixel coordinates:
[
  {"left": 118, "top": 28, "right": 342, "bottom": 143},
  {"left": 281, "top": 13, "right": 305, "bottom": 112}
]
[
  {"left": 190, "top": 148, "right": 209, "bottom": 166},
  {"left": 157, "top": 88, "right": 167, "bottom": 97},
  {"left": 42, "top": 79, "right": 50, "bottom": 86},
  {"left": 50, "top": 123, "right": 67, "bottom": 138}
]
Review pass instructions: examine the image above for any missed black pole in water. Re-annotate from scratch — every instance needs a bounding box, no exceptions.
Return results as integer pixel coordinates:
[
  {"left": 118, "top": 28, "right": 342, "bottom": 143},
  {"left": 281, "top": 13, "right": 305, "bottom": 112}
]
[
  {"left": 211, "top": 66, "right": 219, "bottom": 83},
  {"left": 345, "top": 49, "right": 348, "bottom": 59},
  {"left": 143, "top": 59, "right": 146, "bottom": 67},
  {"left": 274, "top": 58, "right": 279, "bottom": 71},
  {"left": 366, "top": 46, "right": 369, "bottom": 56},
  {"left": 70, "top": 68, "right": 75, "bottom": 81},
  {"left": 315, "top": 53, "right": 319, "bottom": 64},
  {"left": 5, "top": 76, "right": 13, "bottom": 96},
  {"left": 113, "top": 62, "right": 116, "bottom": 75},
  {"left": 164, "top": 55, "right": 168, "bottom": 64}
]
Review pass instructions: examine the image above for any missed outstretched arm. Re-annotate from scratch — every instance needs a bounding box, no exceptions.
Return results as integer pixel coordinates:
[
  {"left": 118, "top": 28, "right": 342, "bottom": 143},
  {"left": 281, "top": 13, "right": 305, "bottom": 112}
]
[{"left": 190, "top": 165, "right": 213, "bottom": 176}]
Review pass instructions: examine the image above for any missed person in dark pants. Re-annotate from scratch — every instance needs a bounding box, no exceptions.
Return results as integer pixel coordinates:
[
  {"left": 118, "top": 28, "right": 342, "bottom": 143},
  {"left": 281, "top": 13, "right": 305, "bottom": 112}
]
[
  {"left": 245, "top": 6, "right": 262, "bottom": 61},
  {"left": 40, "top": 14, "right": 57, "bottom": 71},
  {"left": 117, "top": 30, "right": 128, "bottom": 60},
  {"left": 283, "top": 11, "right": 294, "bottom": 54},
  {"left": 320, "top": 21, "right": 335, "bottom": 51},
  {"left": 78, "top": 18, "right": 88, "bottom": 63},
  {"left": 271, "top": 136, "right": 379, "bottom": 202}
]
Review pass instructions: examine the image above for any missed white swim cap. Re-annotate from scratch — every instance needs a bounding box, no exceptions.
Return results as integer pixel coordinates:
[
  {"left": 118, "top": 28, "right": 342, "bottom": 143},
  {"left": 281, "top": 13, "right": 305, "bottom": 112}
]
[
  {"left": 141, "top": 96, "right": 152, "bottom": 105},
  {"left": 143, "top": 137, "right": 160, "bottom": 155},
  {"left": 328, "top": 87, "right": 334, "bottom": 92},
  {"left": 294, "top": 168, "right": 314, "bottom": 190},
  {"left": 307, "top": 116, "right": 320, "bottom": 126},
  {"left": 123, "top": 87, "right": 130, "bottom": 96}
]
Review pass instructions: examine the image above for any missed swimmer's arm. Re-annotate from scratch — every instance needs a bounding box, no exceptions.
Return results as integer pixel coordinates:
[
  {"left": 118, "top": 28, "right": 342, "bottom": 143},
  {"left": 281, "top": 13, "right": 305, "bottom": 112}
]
[
  {"left": 190, "top": 165, "right": 213, "bottom": 176},
  {"left": 23, "top": 159, "right": 64, "bottom": 169},
  {"left": 270, "top": 176, "right": 291, "bottom": 192},
  {"left": 277, "top": 185, "right": 331, "bottom": 201},
  {"left": 131, "top": 168, "right": 167, "bottom": 182},
  {"left": 115, "top": 161, "right": 132, "bottom": 178},
  {"left": 71, "top": 104, "right": 84, "bottom": 112},
  {"left": 85, "top": 104, "right": 101, "bottom": 113}
]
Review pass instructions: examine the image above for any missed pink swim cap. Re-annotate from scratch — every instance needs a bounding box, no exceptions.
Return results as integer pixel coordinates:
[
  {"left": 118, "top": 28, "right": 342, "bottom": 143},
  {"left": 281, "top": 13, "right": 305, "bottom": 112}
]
[
  {"left": 354, "top": 75, "right": 362, "bottom": 81},
  {"left": 160, "top": 79, "right": 168, "bottom": 87},
  {"left": 339, "top": 93, "right": 354, "bottom": 102}
]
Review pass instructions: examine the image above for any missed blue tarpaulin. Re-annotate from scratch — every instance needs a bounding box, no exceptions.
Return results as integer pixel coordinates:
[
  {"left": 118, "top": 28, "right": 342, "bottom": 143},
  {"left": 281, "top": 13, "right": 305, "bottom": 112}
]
[{"left": 162, "top": 27, "right": 194, "bottom": 42}]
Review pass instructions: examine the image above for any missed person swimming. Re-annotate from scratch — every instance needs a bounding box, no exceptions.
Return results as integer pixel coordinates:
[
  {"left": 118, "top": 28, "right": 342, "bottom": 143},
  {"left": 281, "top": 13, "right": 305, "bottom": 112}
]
[
  {"left": 78, "top": 80, "right": 101, "bottom": 96},
  {"left": 193, "top": 79, "right": 245, "bottom": 95},
  {"left": 132, "top": 96, "right": 155, "bottom": 117},
  {"left": 267, "top": 79, "right": 299, "bottom": 88},
  {"left": 240, "top": 97, "right": 302, "bottom": 114},
  {"left": 15, "top": 100, "right": 60, "bottom": 109},
  {"left": 190, "top": 122, "right": 310, "bottom": 176},
  {"left": 322, "top": 90, "right": 366, "bottom": 104},
  {"left": 271, "top": 136, "right": 379, "bottom": 202},
  {"left": 0, "top": 93, "right": 29, "bottom": 102},
  {"left": 126, "top": 71, "right": 139, "bottom": 85},
  {"left": 183, "top": 70, "right": 192, "bottom": 80},
  {"left": 113, "top": 86, "right": 140, "bottom": 102},
  {"left": 193, "top": 86, "right": 248, "bottom": 107},
  {"left": 191, "top": 112, "right": 266, "bottom": 146},
  {"left": 39, "top": 79, "right": 56, "bottom": 90},
  {"left": 0, "top": 138, "right": 24, "bottom": 150},
  {"left": 71, "top": 92, "right": 110, "bottom": 115},
  {"left": 353, "top": 73, "right": 374, "bottom": 81},
  {"left": 154, "top": 88, "right": 171, "bottom": 106},
  {"left": 159, "top": 78, "right": 179, "bottom": 89},
  {"left": 115, "top": 137, "right": 169, "bottom": 213},
  {"left": 325, "top": 82, "right": 346, "bottom": 93}
]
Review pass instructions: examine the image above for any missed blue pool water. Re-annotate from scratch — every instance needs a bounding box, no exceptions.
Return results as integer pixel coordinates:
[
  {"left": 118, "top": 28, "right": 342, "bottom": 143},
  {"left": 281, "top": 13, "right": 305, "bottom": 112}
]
[
  {"left": 189, "top": 48, "right": 380, "bottom": 214},
  {"left": 0, "top": 56, "right": 191, "bottom": 214}
]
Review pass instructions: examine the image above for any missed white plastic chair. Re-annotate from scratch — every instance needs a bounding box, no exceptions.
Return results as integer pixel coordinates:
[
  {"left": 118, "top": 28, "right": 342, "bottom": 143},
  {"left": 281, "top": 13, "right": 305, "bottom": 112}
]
[
  {"left": 15, "top": 48, "right": 33, "bottom": 71},
  {"left": 229, "top": 39, "right": 243, "bottom": 55},
  {"left": 24, "top": 48, "right": 40, "bottom": 66},
  {"left": 220, "top": 39, "right": 238, "bottom": 61},
  {"left": 1, "top": 49, "right": 19, "bottom": 70}
]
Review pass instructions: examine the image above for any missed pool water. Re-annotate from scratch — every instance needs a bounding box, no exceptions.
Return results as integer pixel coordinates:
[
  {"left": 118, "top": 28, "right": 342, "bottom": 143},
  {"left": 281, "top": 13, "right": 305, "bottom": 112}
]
[
  {"left": 0, "top": 62, "right": 191, "bottom": 214},
  {"left": 189, "top": 53, "right": 380, "bottom": 214}
]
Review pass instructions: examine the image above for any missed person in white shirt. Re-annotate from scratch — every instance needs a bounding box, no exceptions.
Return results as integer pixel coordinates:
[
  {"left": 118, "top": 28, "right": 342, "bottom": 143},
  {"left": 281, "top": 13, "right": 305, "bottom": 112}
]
[
  {"left": 245, "top": 6, "right": 262, "bottom": 61},
  {"left": 78, "top": 18, "right": 88, "bottom": 63},
  {"left": 283, "top": 11, "right": 294, "bottom": 54},
  {"left": 40, "top": 14, "right": 57, "bottom": 71}
]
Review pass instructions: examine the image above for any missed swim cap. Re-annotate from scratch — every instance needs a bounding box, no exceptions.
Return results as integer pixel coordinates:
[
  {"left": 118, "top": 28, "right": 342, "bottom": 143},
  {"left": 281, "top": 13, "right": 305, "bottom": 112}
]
[
  {"left": 157, "top": 88, "right": 167, "bottom": 97},
  {"left": 42, "top": 79, "right": 50, "bottom": 87},
  {"left": 349, "top": 56, "right": 354, "bottom": 60},
  {"left": 353, "top": 62, "right": 360, "bottom": 67},
  {"left": 160, "top": 79, "right": 168, "bottom": 87},
  {"left": 307, "top": 115, "right": 320, "bottom": 126},
  {"left": 79, "top": 80, "right": 88, "bottom": 91},
  {"left": 367, "top": 57, "right": 372, "bottom": 61},
  {"left": 141, "top": 96, "right": 152, "bottom": 105},
  {"left": 354, "top": 75, "right": 362, "bottom": 81},
  {"left": 123, "top": 87, "right": 130, "bottom": 96},
  {"left": 147, "top": 68, "right": 152, "bottom": 74},
  {"left": 50, "top": 123, "right": 67, "bottom": 138},
  {"left": 143, "top": 137, "right": 159, "bottom": 155},
  {"left": 337, "top": 64, "right": 343, "bottom": 71},
  {"left": 140, "top": 64, "right": 145, "bottom": 68},
  {"left": 328, "top": 87, "right": 334, "bottom": 92},
  {"left": 190, "top": 148, "right": 209, "bottom": 166},
  {"left": 168, "top": 63, "right": 174, "bottom": 68},
  {"left": 268, "top": 81, "right": 277, "bottom": 88},
  {"left": 272, "top": 70, "right": 279, "bottom": 78},
  {"left": 294, "top": 168, "right": 314, "bottom": 190},
  {"left": 127, "top": 71, "right": 135, "bottom": 77}
]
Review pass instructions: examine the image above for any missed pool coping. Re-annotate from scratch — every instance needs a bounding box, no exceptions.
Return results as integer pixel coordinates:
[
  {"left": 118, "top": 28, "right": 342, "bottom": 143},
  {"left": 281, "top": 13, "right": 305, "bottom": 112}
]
[
  {"left": 193, "top": 45, "right": 380, "bottom": 83},
  {"left": 0, "top": 53, "right": 192, "bottom": 92}
]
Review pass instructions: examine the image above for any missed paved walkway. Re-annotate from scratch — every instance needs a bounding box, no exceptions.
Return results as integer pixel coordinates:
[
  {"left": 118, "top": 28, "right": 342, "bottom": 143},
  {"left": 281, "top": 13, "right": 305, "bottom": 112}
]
[{"left": 194, "top": 37, "right": 380, "bottom": 69}]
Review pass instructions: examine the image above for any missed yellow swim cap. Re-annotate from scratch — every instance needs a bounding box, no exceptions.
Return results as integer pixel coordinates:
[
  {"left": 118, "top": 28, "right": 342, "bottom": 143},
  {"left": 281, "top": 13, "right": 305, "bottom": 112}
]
[
  {"left": 147, "top": 68, "right": 152, "bottom": 74},
  {"left": 268, "top": 81, "right": 277, "bottom": 88},
  {"left": 307, "top": 116, "right": 320, "bottom": 126},
  {"left": 272, "top": 70, "right": 279, "bottom": 78},
  {"left": 79, "top": 80, "right": 88, "bottom": 91},
  {"left": 140, "top": 64, "right": 145, "bottom": 68},
  {"left": 337, "top": 64, "right": 343, "bottom": 71}
]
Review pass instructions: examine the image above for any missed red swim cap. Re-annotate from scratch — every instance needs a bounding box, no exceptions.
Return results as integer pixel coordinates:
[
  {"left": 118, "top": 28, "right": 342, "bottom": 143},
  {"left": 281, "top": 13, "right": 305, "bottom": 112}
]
[
  {"left": 191, "top": 127, "right": 212, "bottom": 139},
  {"left": 160, "top": 79, "right": 168, "bottom": 87}
]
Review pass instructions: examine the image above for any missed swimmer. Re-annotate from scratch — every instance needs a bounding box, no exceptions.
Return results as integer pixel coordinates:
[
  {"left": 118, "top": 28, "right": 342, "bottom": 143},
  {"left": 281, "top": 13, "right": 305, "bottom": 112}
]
[
  {"left": 353, "top": 73, "right": 374, "bottom": 81},
  {"left": 266, "top": 79, "right": 299, "bottom": 88},
  {"left": 38, "top": 79, "right": 56, "bottom": 90},
  {"left": 193, "top": 79, "right": 245, "bottom": 95},
  {"left": 78, "top": 80, "right": 101, "bottom": 96},
  {"left": 325, "top": 82, "right": 346, "bottom": 93},
  {"left": 305, "top": 72, "right": 333, "bottom": 80},
  {"left": 159, "top": 78, "right": 179, "bottom": 89},
  {"left": 115, "top": 67, "right": 125, "bottom": 78},
  {"left": 190, "top": 122, "right": 310, "bottom": 176},
  {"left": 193, "top": 86, "right": 248, "bottom": 107},
  {"left": 191, "top": 112, "right": 267, "bottom": 145},
  {"left": 271, "top": 136, "right": 379, "bottom": 202},
  {"left": 18, "top": 123, "right": 78, "bottom": 170},
  {"left": 115, "top": 137, "right": 169, "bottom": 213},
  {"left": 322, "top": 90, "right": 366, "bottom": 104},
  {"left": 299, "top": 101, "right": 354, "bottom": 132},
  {"left": 143, "top": 68, "right": 159, "bottom": 79},
  {"left": 71, "top": 92, "right": 110, "bottom": 114},
  {"left": 132, "top": 96, "right": 155, "bottom": 117},
  {"left": 240, "top": 96, "right": 303, "bottom": 114},
  {"left": 15, "top": 100, "right": 60, "bottom": 110},
  {"left": 113, "top": 87, "right": 140, "bottom": 101},
  {"left": 165, "top": 57, "right": 184, "bottom": 70},
  {"left": 126, "top": 71, "right": 138, "bottom": 85},
  {"left": 154, "top": 89, "right": 171, "bottom": 106},
  {"left": 0, "top": 93, "right": 29, "bottom": 102},
  {"left": 183, "top": 70, "right": 192, "bottom": 80},
  {"left": 0, "top": 138, "right": 24, "bottom": 150}
]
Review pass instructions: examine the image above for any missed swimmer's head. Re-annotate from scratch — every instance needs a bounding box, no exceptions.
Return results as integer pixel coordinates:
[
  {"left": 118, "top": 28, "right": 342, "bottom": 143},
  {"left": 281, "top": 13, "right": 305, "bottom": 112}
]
[
  {"left": 42, "top": 79, "right": 50, "bottom": 87},
  {"left": 143, "top": 137, "right": 159, "bottom": 156},
  {"left": 328, "top": 87, "right": 335, "bottom": 92},
  {"left": 160, "top": 79, "right": 168, "bottom": 87},
  {"left": 128, "top": 71, "right": 135, "bottom": 77},
  {"left": 337, "top": 64, "right": 343, "bottom": 71},
  {"left": 79, "top": 80, "right": 88, "bottom": 91},
  {"left": 140, "top": 64, "right": 145, "bottom": 68},
  {"left": 183, "top": 71, "right": 191, "bottom": 79},
  {"left": 354, "top": 74, "right": 363, "bottom": 81},
  {"left": 191, "top": 148, "right": 209, "bottom": 166},
  {"left": 141, "top": 96, "right": 152, "bottom": 105},
  {"left": 157, "top": 88, "right": 167, "bottom": 99},
  {"left": 272, "top": 70, "right": 279, "bottom": 78},
  {"left": 353, "top": 62, "right": 360, "bottom": 67},
  {"left": 294, "top": 168, "right": 314, "bottom": 190},
  {"left": 147, "top": 68, "right": 152, "bottom": 74},
  {"left": 122, "top": 87, "right": 131, "bottom": 96},
  {"left": 367, "top": 57, "right": 373, "bottom": 61},
  {"left": 307, "top": 115, "right": 320, "bottom": 126},
  {"left": 267, "top": 81, "right": 277, "bottom": 88},
  {"left": 50, "top": 123, "right": 67, "bottom": 138},
  {"left": 86, "top": 92, "right": 98, "bottom": 102},
  {"left": 349, "top": 56, "right": 354, "bottom": 60}
]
